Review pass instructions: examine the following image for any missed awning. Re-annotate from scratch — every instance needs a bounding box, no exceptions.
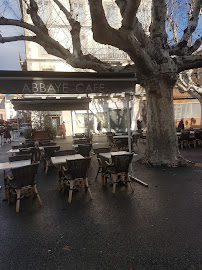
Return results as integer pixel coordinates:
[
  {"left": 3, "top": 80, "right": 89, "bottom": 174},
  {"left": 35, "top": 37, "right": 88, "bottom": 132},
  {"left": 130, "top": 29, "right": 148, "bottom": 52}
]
[
  {"left": 0, "top": 71, "right": 136, "bottom": 94},
  {"left": 11, "top": 98, "right": 90, "bottom": 111}
]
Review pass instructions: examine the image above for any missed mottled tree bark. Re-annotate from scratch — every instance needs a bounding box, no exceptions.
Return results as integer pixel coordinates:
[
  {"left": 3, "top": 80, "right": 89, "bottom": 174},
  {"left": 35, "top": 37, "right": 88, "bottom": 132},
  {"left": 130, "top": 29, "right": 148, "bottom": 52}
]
[{"left": 143, "top": 79, "right": 184, "bottom": 166}]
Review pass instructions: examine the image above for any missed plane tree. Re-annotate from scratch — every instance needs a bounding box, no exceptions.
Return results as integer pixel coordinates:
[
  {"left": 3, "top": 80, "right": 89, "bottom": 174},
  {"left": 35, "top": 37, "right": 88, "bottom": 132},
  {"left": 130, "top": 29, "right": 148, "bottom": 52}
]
[{"left": 0, "top": 0, "right": 202, "bottom": 166}]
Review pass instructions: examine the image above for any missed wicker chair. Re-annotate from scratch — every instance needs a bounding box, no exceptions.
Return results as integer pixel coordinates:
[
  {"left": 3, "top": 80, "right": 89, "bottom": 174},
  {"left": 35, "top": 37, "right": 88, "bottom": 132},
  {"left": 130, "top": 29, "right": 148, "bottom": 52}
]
[
  {"left": 94, "top": 147, "right": 111, "bottom": 183},
  {"left": 194, "top": 130, "right": 202, "bottom": 146},
  {"left": 7, "top": 162, "right": 42, "bottom": 212},
  {"left": 43, "top": 145, "right": 60, "bottom": 174},
  {"left": 64, "top": 157, "right": 92, "bottom": 203},
  {"left": 106, "top": 153, "right": 134, "bottom": 193},
  {"left": 78, "top": 144, "right": 92, "bottom": 157},
  {"left": 29, "top": 147, "right": 42, "bottom": 163},
  {"left": 178, "top": 131, "right": 190, "bottom": 149}
]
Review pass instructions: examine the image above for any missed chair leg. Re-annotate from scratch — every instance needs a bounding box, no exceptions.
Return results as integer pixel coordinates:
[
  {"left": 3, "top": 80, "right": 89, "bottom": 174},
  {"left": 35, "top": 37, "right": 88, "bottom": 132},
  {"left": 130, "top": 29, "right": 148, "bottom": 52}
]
[
  {"left": 101, "top": 173, "right": 105, "bottom": 186},
  {"left": 4, "top": 170, "right": 8, "bottom": 200},
  {"left": 112, "top": 174, "right": 117, "bottom": 194},
  {"left": 126, "top": 173, "right": 134, "bottom": 193},
  {"left": 7, "top": 189, "right": 11, "bottom": 204},
  {"left": 95, "top": 168, "right": 99, "bottom": 181},
  {"left": 33, "top": 184, "right": 42, "bottom": 206},
  {"left": 16, "top": 189, "right": 21, "bottom": 212},
  {"left": 45, "top": 160, "right": 49, "bottom": 174},
  {"left": 84, "top": 178, "right": 93, "bottom": 200},
  {"left": 68, "top": 180, "right": 74, "bottom": 203},
  {"left": 57, "top": 166, "right": 62, "bottom": 190},
  {"left": 62, "top": 179, "right": 66, "bottom": 194}
]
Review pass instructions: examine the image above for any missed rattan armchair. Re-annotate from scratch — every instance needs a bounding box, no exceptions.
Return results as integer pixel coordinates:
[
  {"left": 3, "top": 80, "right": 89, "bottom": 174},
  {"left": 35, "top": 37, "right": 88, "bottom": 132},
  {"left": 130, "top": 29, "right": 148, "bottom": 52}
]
[
  {"left": 106, "top": 153, "right": 134, "bottom": 194},
  {"left": 7, "top": 162, "right": 42, "bottom": 212}
]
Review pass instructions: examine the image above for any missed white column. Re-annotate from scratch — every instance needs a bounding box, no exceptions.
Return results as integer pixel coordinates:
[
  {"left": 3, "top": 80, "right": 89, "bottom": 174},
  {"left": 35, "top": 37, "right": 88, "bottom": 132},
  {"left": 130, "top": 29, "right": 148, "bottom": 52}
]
[{"left": 126, "top": 93, "right": 132, "bottom": 152}]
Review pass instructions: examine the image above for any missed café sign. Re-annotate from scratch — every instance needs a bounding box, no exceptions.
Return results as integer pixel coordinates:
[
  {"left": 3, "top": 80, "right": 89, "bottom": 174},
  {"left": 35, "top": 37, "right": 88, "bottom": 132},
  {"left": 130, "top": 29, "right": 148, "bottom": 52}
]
[{"left": 0, "top": 71, "right": 137, "bottom": 94}]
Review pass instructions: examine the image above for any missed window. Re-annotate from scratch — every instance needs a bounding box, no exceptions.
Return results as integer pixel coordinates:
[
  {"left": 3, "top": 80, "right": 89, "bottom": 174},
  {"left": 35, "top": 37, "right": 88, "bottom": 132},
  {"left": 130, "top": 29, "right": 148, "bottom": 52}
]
[
  {"left": 75, "top": 112, "right": 94, "bottom": 133},
  {"left": 73, "top": 2, "right": 85, "bottom": 23},
  {"left": 97, "top": 112, "right": 108, "bottom": 129},
  {"left": 110, "top": 109, "right": 128, "bottom": 132},
  {"left": 105, "top": 4, "right": 117, "bottom": 25},
  {"left": 38, "top": 0, "right": 50, "bottom": 23},
  {"left": 174, "top": 103, "right": 201, "bottom": 119}
]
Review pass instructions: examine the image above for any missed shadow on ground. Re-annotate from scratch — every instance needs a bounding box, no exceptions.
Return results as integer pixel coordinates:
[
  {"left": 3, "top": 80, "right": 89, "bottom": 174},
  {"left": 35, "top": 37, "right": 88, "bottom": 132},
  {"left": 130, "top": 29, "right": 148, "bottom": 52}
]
[{"left": 0, "top": 137, "right": 201, "bottom": 270}]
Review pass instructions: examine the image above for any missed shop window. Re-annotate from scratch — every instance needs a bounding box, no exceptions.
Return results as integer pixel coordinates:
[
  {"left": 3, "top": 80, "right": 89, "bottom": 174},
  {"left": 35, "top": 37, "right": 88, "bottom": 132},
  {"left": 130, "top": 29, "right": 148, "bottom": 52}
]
[
  {"left": 110, "top": 109, "right": 128, "bottom": 132},
  {"left": 75, "top": 112, "right": 94, "bottom": 133},
  {"left": 97, "top": 112, "right": 108, "bottom": 129}
]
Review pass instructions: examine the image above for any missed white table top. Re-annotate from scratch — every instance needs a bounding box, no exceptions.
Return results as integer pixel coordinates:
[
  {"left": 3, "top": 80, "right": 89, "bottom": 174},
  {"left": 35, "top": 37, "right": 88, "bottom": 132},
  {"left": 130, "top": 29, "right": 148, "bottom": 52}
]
[
  {"left": 92, "top": 143, "right": 109, "bottom": 149},
  {"left": 7, "top": 146, "right": 43, "bottom": 153},
  {"left": 51, "top": 154, "right": 84, "bottom": 165},
  {"left": 113, "top": 135, "right": 131, "bottom": 139},
  {"left": 0, "top": 160, "right": 31, "bottom": 170},
  {"left": 99, "top": 151, "right": 136, "bottom": 160}
]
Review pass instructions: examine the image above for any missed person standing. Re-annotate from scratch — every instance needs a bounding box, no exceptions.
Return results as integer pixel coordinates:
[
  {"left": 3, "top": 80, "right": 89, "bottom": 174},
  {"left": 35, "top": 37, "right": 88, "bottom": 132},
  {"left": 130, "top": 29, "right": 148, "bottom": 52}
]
[
  {"left": 178, "top": 118, "right": 184, "bottom": 130},
  {"left": 5, "top": 124, "right": 11, "bottom": 143},
  {"left": 61, "top": 121, "right": 66, "bottom": 139},
  {"left": 137, "top": 119, "right": 142, "bottom": 133},
  {"left": 97, "top": 121, "right": 102, "bottom": 134}
]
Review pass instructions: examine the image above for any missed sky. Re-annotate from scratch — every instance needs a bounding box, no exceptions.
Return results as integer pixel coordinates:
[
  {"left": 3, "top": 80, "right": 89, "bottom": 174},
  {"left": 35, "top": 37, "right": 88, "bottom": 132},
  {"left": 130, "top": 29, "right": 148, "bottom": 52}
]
[
  {"left": 0, "top": 1, "right": 24, "bottom": 70},
  {"left": 0, "top": 41, "right": 24, "bottom": 70}
]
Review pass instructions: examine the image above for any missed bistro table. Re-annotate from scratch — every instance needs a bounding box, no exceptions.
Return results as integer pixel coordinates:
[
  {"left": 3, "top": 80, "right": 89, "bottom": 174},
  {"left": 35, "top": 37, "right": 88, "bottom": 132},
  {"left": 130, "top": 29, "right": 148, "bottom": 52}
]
[
  {"left": 0, "top": 159, "right": 31, "bottom": 199},
  {"left": 113, "top": 135, "right": 131, "bottom": 139},
  {"left": 7, "top": 146, "right": 44, "bottom": 154},
  {"left": 51, "top": 154, "right": 84, "bottom": 190},
  {"left": 99, "top": 151, "right": 133, "bottom": 160}
]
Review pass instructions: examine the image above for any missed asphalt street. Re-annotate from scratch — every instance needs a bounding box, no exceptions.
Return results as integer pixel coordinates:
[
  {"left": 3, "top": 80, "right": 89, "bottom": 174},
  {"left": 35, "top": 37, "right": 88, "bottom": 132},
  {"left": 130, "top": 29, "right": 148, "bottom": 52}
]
[{"left": 0, "top": 137, "right": 201, "bottom": 270}]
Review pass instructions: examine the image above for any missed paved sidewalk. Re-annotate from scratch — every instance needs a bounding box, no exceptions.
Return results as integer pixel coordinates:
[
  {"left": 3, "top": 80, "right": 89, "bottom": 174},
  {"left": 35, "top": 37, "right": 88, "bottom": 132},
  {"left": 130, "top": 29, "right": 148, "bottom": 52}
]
[{"left": 0, "top": 137, "right": 201, "bottom": 269}]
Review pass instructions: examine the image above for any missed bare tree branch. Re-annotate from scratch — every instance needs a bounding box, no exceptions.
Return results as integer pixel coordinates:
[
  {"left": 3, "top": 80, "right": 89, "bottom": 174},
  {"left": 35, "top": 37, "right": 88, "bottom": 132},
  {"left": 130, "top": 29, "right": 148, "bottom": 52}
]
[
  {"left": 122, "top": 0, "right": 141, "bottom": 30},
  {"left": 0, "top": 34, "right": 38, "bottom": 43},
  {"left": 53, "top": 0, "right": 82, "bottom": 57},
  {"left": 176, "top": 55, "right": 202, "bottom": 72},
  {"left": 187, "top": 36, "right": 202, "bottom": 55},
  {"left": 88, "top": 0, "right": 125, "bottom": 48},
  {"left": 166, "top": 2, "right": 178, "bottom": 45},
  {"left": 0, "top": 17, "right": 39, "bottom": 34},
  {"left": 88, "top": 0, "right": 155, "bottom": 74},
  {"left": 176, "top": 71, "right": 202, "bottom": 99},
  {"left": 28, "top": 0, "right": 48, "bottom": 33},
  {"left": 150, "top": 0, "right": 168, "bottom": 49},
  {"left": 170, "top": 0, "right": 201, "bottom": 55},
  {"left": 116, "top": 0, "right": 149, "bottom": 49}
]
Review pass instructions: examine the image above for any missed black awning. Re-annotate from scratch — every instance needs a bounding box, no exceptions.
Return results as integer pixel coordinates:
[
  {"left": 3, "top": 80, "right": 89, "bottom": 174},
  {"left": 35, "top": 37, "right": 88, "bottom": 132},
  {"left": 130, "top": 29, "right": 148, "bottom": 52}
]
[
  {"left": 11, "top": 98, "right": 90, "bottom": 111},
  {"left": 0, "top": 71, "right": 136, "bottom": 94}
]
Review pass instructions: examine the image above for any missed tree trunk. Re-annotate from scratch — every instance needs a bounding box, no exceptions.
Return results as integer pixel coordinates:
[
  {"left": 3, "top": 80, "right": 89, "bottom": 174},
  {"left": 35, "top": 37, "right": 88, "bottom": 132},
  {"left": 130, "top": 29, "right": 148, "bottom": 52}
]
[{"left": 142, "top": 79, "right": 185, "bottom": 166}]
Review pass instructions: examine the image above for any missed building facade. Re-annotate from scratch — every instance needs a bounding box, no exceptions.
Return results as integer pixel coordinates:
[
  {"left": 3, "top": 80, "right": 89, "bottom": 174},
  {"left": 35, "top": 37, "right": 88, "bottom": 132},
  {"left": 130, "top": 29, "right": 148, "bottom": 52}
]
[{"left": 20, "top": 0, "right": 151, "bottom": 134}]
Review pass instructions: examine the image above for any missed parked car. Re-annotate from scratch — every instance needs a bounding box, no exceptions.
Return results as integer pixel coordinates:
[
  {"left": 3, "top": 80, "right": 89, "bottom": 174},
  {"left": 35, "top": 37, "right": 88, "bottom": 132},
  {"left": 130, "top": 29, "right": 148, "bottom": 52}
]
[{"left": 20, "top": 123, "right": 31, "bottom": 135}]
